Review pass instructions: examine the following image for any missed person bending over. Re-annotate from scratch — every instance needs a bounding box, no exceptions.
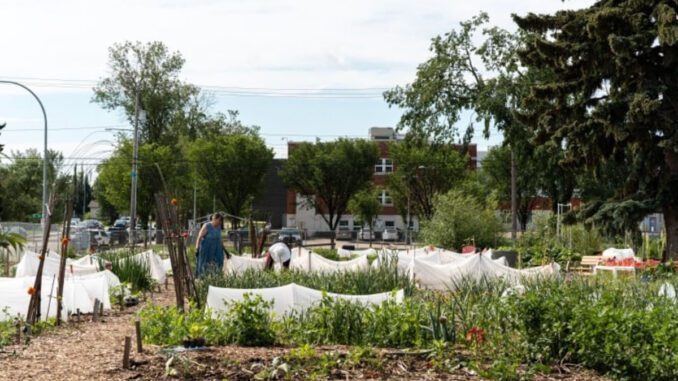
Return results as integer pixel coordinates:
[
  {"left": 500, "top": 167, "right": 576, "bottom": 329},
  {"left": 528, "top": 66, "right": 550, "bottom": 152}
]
[{"left": 264, "top": 236, "right": 293, "bottom": 270}]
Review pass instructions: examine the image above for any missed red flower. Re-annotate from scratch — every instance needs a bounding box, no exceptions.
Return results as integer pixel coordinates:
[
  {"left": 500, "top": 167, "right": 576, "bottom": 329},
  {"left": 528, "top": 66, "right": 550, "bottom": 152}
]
[
  {"left": 181, "top": 231, "right": 189, "bottom": 238},
  {"left": 466, "top": 326, "right": 485, "bottom": 345},
  {"left": 38, "top": 255, "right": 44, "bottom": 261},
  {"left": 61, "top": 237, "right": 70, "bottom": 245},
  {"left": 27, "top": 287, "right": 36, "bottom": 296}
]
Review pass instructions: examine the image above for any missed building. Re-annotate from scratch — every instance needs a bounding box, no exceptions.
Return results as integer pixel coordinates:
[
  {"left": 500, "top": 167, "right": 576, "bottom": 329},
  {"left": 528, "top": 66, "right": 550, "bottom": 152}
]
[{"left": 283, "top": 127, "right": 478, "bottom": 237}]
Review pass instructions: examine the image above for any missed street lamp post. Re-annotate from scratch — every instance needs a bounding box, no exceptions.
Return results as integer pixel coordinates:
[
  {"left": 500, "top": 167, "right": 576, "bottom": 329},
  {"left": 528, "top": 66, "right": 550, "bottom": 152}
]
[{"left": 0, "top": 80, "right": 48, "bottom": 226}]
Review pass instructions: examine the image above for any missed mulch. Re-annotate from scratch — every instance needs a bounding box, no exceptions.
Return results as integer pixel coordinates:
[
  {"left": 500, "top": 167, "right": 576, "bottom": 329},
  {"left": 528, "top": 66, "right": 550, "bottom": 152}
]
[{"left": 0, "top": 280, "right": 611, "bottom": 381}]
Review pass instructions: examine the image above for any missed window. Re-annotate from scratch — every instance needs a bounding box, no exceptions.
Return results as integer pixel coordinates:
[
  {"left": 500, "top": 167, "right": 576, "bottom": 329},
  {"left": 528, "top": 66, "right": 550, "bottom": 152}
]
[
  {"left": 339, "top": 220, "right": 349, "bottom": 228},
  {"left": 377, "top": 190, "right": 393, "bottom": 206},
  {"left": 374, "top": 158, "right": 393, "bottom": 174},
  {"left": 385, "top": 221, "right": 395, "bottom": 227}
]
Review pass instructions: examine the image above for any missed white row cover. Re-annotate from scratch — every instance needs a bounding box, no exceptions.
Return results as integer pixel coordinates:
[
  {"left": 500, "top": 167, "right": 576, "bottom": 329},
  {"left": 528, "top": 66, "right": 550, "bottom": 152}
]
[
  {"left": 0, "top": 270, "right": 120, "bottom": 321},
  {"left": 130, "top": 250, "right": 167, "bottom": 283},
  {"left": 373, "top": 249, "right": 507, "bottom": 269},
  {"left": 601, "top": 247, "right": 636, "bottom": 260},
  {"left": 290, "top": 249, "right": 370, "bottom": 273},
  {"left": 16, "top": 251, "right": 99, "bottom": 278},
  {"left": 206, "top": 283, "right": 404, "bottom": 318},
  {"left": 336, "top": 248, "right": 377, "bottom": 258},
  {"left": 375, "top": 253, "right": 559, "bottom": 290}
]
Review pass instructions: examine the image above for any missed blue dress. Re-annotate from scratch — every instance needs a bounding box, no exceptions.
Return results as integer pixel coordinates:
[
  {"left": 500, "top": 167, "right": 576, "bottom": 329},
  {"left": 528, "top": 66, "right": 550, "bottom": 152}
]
[{"left": 196, "top": 223, "right": 224, "bottom": 277}]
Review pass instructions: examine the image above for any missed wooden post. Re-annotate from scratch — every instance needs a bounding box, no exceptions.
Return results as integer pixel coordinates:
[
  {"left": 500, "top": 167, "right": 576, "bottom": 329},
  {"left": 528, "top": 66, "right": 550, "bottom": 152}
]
[
  {"left": 15, "top": 319, "right": 21, "bottom": 345},
  {"left": 56, "top": 198, "right": 74, "bottom": 326},
  {"left": 123, "top": 336, "right": 132, "bottom": 369},
  {"left": 99, "top": 300, "right": 104, "bottom": 318},
  {"left": 26, "top": 193, "right": 56, "bottom": 325},
  {"left": 135, "top": 320, "right": 143, "bottom": 353},
  {"left": 92, "top": 299, "right": 100, "bottom": 322}
]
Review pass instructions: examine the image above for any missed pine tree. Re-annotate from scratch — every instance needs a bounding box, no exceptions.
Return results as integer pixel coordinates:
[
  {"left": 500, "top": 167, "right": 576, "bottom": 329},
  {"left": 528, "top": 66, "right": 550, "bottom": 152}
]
[{"left": 514, "top": 1, "right": 678, "bottom": 259}]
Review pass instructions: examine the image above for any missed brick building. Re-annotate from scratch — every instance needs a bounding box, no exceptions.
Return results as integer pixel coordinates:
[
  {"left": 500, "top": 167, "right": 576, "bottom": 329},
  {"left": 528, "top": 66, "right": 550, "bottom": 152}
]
[{"left": 283, "top": 127, "right": 478, "bottom": 237}]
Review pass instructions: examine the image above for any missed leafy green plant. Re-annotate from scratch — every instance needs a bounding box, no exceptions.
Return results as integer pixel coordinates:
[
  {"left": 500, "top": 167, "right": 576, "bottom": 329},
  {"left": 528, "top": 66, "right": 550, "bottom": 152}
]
[{"left": 98, "top": 251, "right": 155, "bottom": 292}]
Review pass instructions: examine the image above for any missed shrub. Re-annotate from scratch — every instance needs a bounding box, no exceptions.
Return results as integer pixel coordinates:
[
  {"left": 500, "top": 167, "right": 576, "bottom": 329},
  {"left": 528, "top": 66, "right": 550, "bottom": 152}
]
[
  {"left": 98, "top": 251, "right": 154, "bottom": 293},
  {"left": 419, "top": 189, "right": 503, "bottom": 250}
]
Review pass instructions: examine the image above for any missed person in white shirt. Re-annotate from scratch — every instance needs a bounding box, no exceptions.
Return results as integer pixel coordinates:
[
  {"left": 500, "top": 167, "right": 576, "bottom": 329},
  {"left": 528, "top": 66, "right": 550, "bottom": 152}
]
[{"left": 264, "top": 237, "right": 292, "bottom": 270}]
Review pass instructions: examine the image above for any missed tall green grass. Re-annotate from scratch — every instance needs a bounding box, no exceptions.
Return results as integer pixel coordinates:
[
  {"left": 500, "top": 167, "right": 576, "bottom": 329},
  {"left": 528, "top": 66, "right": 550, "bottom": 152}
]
[
  {"left": 195, "top": 260, "right": 415, "bottom": 305},
  {"left": 98, "top": 251, "right": 154, "bottom": 292}
]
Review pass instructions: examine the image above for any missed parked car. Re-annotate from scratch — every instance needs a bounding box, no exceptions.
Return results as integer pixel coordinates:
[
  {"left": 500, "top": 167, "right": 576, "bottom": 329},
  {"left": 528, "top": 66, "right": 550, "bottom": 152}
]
[
  {"left": 80, "top": 219, "right": 104, "bottom": 230},
  {"left": 278, "top": 228, "right": 302, "bottom": 244},
  {"left": 382, "top": 227, "right": 399, "bottom": 241},
  {"left": 108, "top": 219, "right": 129, "bottom": 245},
  {"left": 70, "top": 218, "right": 81, "bottom": 228},
  {"left": 89, "top": 229, "right": 110, "bottom": 247},
  {"left": 359, "top": 228, "right": 375, "bottom": 241},
  {"left": 335, "top": 228, "right": 353, "bottom": 241}
]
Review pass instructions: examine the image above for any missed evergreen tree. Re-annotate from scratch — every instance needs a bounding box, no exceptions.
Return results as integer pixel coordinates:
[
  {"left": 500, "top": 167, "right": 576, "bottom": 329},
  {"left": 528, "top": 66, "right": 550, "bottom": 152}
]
[{"left": 514, "top": 1, "right": 678, "bottom": 259}]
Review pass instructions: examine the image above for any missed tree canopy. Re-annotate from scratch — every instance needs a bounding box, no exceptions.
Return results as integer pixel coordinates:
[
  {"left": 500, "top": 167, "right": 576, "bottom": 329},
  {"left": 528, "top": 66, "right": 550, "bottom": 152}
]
[
  {"left": 348, "top": 186, "right": 382, "bottom": 247},
  {"left": 513, "top": 0, "right": 678, "bottom": 258},
  {"left": 280, "top": 139, "right": 379, "bottom": 248}
]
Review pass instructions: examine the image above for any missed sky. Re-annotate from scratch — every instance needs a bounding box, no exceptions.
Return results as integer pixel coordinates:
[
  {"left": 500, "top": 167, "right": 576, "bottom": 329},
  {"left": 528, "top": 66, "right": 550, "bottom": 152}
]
[{"left": 0, "top": 0, "right": 595, "bottom": 173}]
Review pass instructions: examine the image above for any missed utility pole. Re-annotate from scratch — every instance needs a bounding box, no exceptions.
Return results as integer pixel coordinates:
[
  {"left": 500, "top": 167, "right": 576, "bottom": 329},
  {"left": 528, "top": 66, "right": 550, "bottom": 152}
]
[
  {"left": 510, "top": 149, "right": 518, "bottom": 243},
  {"left": 130, "top": 86, "right": 141, "bottom": 245}
]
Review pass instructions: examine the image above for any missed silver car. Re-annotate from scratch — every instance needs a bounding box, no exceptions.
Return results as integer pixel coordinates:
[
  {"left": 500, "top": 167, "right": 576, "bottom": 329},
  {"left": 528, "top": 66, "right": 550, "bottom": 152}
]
[{"left": 382, "top": 228, "right": 399, "bottom": 241}]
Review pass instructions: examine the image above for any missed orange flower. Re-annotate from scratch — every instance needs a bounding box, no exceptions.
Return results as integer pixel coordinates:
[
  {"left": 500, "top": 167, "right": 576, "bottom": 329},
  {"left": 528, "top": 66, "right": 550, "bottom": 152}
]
[
  {"left": 171, "top": 198, "right": 178, "bottom": 206},
  {"left": 466, "top": 326, "right": 486, "bottom": 345},
  {"left": 61, "top": 237, "right": 70, "bottom": 245},
  {"left": 38, "top": 255, "right": 44, "bottom": 261},
  {"left": 27, "top": 287, "right": 36, "bottom": 296}
]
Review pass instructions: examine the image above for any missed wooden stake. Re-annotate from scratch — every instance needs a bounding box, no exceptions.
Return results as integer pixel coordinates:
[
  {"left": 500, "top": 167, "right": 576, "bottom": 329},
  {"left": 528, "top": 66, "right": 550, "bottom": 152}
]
[
  {"left": 76, "top": 308, "right": 81, "bottom": 323},
  {"left": 15, "top": 319, "right": 21, "bottom": 345},
  {"left": 123, "top": 336, "right": 132, "bottom": 369},
  {"left": 135, "top": 320, "right": 143, "bottom": 353},
  {"left": 92, "top": 299, "right": 100, "bottom": 322},
  {"left": 99, "top": 300, "right": 104, "bottom": 318}
]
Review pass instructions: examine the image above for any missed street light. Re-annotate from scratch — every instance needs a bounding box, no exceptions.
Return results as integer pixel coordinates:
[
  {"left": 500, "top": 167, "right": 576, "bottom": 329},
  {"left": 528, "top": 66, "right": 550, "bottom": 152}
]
[{"left": 0, "top": 80, "right": 48, "bottom": 226}]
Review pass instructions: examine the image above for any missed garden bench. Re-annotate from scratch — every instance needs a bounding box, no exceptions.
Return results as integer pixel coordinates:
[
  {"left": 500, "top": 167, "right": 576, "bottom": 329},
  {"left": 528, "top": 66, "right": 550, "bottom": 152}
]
[{"left": 571, "top": 256, "right": 603, "bottom": 274}]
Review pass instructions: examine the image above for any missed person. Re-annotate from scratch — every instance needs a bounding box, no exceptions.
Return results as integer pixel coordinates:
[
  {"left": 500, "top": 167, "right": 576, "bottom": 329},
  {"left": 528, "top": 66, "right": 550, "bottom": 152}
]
[
  {"left": 264, "top": 236, "right": 293, "bottom": 270},
  {"left": 195, "top": 213, "right": 226, "bottom": 277}
]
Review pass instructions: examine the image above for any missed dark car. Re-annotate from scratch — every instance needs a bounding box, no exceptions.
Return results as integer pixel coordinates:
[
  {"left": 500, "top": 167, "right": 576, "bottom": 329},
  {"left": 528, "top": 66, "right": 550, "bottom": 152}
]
[
  {"left": 278, "top": 228, "right": 302, "bottom": 244},
  {"left": 80, "top": 219, "right": 104, "bottom": 230},
  {"left": 108, "top": 219, "right": 129, "bottom": 245}
]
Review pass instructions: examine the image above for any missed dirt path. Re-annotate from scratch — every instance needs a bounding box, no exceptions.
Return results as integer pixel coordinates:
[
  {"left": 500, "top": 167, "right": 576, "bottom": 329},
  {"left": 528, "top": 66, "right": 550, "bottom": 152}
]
[{"left": 0, "top": 285, "right": 175, "bottom": 381}]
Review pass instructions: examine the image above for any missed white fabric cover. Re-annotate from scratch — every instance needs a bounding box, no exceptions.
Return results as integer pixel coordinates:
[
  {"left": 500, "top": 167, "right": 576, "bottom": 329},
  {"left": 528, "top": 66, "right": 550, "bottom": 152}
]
[
  {"left": 162, "top": 258, "right": 172, "bottom": 273},
  {"left": 336, "top": 248, "right": 376, "bottom": 258},
  {"left": 373, "top": 252, "right": 558, "bottom": 290},
  {"left": 601, "top": 247, "right": 635, "bottom": 260},
  {"left": 659, "top": 282, "right": 676, "bottom": 299},
  {"left": 291, "top": 250, "right": 370, "bottom": 273},
  {"left": 15, "top": 251, "right": 99, "bottom": 278},
  {"left": 0, "top": 272, "right": 116, "bottom": 321},
  {"left": 206, "top": 283, "right": 403, "bottom": 318},
  {"left": 226, "top": 254, "right": 267, "bottom": 273},
  {"left": 130, "top": 250, "right": 167, "bottom": 283}
]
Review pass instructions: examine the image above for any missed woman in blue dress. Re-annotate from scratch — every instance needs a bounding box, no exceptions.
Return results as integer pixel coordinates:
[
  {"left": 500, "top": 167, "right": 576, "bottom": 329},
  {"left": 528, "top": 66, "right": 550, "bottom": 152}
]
[{"left": 195, "top": 213, "right": 225, "bottom": 277}]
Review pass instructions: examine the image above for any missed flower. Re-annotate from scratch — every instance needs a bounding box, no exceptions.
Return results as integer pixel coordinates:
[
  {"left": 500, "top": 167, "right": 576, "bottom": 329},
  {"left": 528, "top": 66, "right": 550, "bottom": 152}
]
[
  {"left": 61, "top": 237, "right": 70, "bottom": 245},
  {"left": 38, "top": 255, "right": 44, "bottom": 261},
  {"left": 466, "top": 326, "right": 485, "bottom": 345},
  {"left": 27, "top": 287, "right": 36, "bottom": 296},
  {"left": 181, "top": 231, "right": 189, "bottom": 238},
  {"left": 171, "top": 198, "right": 178, "bottom": 206}
]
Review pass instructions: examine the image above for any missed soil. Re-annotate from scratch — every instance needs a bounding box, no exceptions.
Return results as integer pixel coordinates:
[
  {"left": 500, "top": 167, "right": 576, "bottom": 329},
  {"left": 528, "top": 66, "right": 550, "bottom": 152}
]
[{"left": 0, "top": 279, "right": 611, "bottom": 381}]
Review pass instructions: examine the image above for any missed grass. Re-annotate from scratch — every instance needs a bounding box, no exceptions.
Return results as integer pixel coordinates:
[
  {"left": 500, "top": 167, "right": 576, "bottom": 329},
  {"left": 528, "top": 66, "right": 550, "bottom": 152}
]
[{"left": 97, "top": 250, "right": 155, "bottom": 293}]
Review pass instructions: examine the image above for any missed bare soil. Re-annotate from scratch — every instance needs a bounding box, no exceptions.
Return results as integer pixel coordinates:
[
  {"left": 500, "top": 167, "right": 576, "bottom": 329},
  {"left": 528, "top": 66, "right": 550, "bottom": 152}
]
[{"left": 0, "top": 280, "right": 611, "bottom": 381}]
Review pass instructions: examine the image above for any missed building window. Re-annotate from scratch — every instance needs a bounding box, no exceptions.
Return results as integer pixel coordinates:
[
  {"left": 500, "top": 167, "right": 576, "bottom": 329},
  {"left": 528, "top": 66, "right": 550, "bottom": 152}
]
[
  {"left": 374, "top": 158, "right": 393, "bottom": 174},
  {"left": 385, "top": 221, "right": 395, "bottom": 227},
  {"left": 339, "top": 220, "right": 349, "bottom": 228},
  {"left": 377, "top": 190, "right": 393, "bottom": 206}
]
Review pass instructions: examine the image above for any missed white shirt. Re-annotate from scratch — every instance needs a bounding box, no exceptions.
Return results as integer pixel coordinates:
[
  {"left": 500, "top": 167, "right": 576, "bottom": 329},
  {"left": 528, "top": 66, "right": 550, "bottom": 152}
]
[{"left": 268, "top": 242, "right": 291, "bottom": 264}]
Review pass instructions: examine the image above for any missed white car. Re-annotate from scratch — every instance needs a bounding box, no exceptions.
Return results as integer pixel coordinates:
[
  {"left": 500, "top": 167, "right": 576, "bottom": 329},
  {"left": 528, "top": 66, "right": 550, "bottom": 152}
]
[
  {"left": 359, "top": 228, "right": 375, "bottom": 241},
  {"left": 89, "top": 229, "right": 110, "bottom": 247},
  {"left": 382, "top": 228, "right": 399, "bottom": 241}
]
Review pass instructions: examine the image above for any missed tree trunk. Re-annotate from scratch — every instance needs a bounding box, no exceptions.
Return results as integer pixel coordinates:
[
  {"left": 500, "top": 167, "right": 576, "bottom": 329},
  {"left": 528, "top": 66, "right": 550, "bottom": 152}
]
[
  {"left": 510, "top": 149, "right": 518, "bottom": 243},
  {"left": 664, "top": 203, "right": 678, "bottom": 261},
  {"left": 663, "top": 151, "right": 678, "bottom": 261}
]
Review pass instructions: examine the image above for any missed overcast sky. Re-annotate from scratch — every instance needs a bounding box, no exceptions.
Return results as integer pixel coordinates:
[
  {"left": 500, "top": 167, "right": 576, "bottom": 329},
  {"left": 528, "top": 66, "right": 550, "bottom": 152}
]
[{"left": 0, "top": 0, "right": 594, "bottom": 170}]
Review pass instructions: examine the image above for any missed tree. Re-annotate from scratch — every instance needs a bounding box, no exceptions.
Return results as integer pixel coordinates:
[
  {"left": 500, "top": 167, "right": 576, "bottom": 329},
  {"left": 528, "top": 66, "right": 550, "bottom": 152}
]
[
  {"left": 0, "top": 122, "right": 5, "bottom": 155},
  {"left": 72, "top": 164, "right": 93, "bottom": 219},
  {"left": 386, "top": 139, "right": 468, "bottom": 222},
  {"left": 92, "top": 41, "right": 202, "bottom": 145},
  {"left": 0, "top": 149, "right": 64, "bottom": 221},
  {"left": 280, "top": 139, "right": 379, "bottom": 249},
  {"left": 0, "top": 230, "right": 26, "bottom": 275},
  {"left": 95, "top": 140, "right": 188, "bottom": 226},
  {"left": 513, "top": 1, "right": 678, "bottom": 259},
  {"left": 187, "top": 132, "right": 273, "bottom": 229},
  {"left": 348, "top": 187, "right": 382, "bottom": 248},
  {"left": 420, "top": 189, "right": 503, "bottom": 251}
]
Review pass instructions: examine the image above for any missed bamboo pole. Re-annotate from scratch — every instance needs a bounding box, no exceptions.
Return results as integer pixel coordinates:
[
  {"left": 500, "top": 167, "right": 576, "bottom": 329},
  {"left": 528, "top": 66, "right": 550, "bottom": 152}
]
[
  {"left": 26, "top": 193, "right": 56, "bottom": 325},
  {"left": 56, "top": 198, "right": 74, "bottom": 325}
]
